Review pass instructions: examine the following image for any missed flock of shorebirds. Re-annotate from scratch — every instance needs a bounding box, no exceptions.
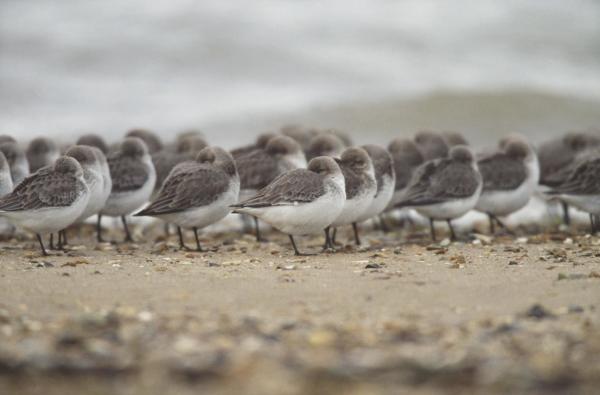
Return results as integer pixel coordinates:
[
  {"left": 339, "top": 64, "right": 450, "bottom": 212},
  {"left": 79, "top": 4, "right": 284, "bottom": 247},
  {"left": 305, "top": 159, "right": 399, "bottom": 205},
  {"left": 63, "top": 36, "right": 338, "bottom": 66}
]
[{"left": 0, "top": 126, "right": 598, "bottom": 256}]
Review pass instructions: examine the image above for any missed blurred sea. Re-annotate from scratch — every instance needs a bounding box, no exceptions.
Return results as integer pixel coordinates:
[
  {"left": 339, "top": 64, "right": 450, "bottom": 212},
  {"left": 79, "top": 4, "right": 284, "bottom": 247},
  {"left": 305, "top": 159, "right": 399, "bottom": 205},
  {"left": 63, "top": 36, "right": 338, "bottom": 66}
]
[{"left": 1, "top": 0, "right": 600, "bottom": 148}]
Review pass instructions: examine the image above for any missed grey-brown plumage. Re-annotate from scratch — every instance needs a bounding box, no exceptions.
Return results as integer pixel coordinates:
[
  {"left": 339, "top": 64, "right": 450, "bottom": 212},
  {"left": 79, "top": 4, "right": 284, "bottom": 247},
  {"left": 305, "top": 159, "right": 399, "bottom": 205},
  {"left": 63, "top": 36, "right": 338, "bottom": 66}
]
[
  {"left": 441, "top": 131, "right": 469, "bottom": 147},
  {"left": 323, "top": 128, "right": 353, "bottom": 147},
  {"left": 230, "top": 132, "right": 276, "bottom": 159},
  {"left": 140, "top": 148, "right": 235, "bottom": 215},
  {"left": 77, "top": 134, "right": 109, "bottom": 154},
  {"left": 478, "top": 143, "right": 528, "bottom": 191},
  {"left": 126, "top": 129, "right": 163, "bottom": 153},
  {"left": 235, "top": 170, "right": 323, "bottom": 208},
  {"left": 547, "top": 154, "right": 600, "bottom": 196},
  {"left": 0, "top": 142, "right": 29, "bottom": 185},
  {"left": 108, "top": 138, "right": 151, "bottom": 193},
  {"left": 177, "top": 129, "right": 205, "bottom": 141},
  {"left": 335, "top": 149, "right": 375, "bottom": 200},
  {"left": 0, "top": 157, "right": 85, "bottom": 211},
  {"left": 305, "top": 134, "right": 345, "bottom": 160},
  {"left": 538, "top": 131, "right": 600, "bottom": 186},
  {"left": 26, "top": 137, "right": 60, "bottom": 173},
  {"left": 152, "top": 135, "right": 208, "bottom": 191},
  {"left": 237, "top": 136, "right": 304, "bottom": 191},
  {"left": 280, "top": 124, "right": 314, "bottom": 151},
  {"left": 414, "top": 130, "right": 449, "bottom": 161},
  {"left": 362, "top": 144, "right": 393, "bottom": 196},
  {"left": 388, "top": 138, "right": 424, "bottom": 192},
  {"left": 398, "top": 146, "right": 480, "bottom": 207},
  {"left": 0, "top": 135, "right": 16, "bottom": 144},
  {"left": 233, "top": 160, "right": 333, "bottom": 209}
]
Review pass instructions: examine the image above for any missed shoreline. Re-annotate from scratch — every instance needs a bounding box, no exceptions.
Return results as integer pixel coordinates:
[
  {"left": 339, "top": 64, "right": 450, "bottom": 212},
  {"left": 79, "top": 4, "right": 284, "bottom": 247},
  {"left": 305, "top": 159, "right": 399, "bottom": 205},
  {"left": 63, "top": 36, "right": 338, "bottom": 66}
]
[{"left": 1, "top": 226, "right": 599, "bottom": 394}]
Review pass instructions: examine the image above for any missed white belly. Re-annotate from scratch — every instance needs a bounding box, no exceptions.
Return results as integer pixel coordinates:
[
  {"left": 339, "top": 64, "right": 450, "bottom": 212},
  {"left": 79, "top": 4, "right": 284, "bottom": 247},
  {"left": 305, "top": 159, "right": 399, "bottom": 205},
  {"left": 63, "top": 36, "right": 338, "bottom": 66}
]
[
  {"left": 559, "top": 194, "right": 600, "bottom": 215},
  {"left": 416, "top": 186, "right": 481, "bottom": 220},
  {"left": 156, "top": 182, "right": 239, "bottom": 229},
  {"left": 237, "top": 191, "right": 345, "bottom": 235},
  {"left": 331, "top": 188, "right": 375, "bottom": 227},
  {"left": 102, "top": 170, "right": 156, "bottom": 217},
  {"left": 76, "top": 170, "right": 106, "bottom": 222},
  {"left": 2, "top": 192, "right": 89, "bottom": 233},
  {"left": 476, "top": 180, "right": 533, "bottom": 217},
  {"left": 356, "top": 176, "right": 394, "bottom": 222}
]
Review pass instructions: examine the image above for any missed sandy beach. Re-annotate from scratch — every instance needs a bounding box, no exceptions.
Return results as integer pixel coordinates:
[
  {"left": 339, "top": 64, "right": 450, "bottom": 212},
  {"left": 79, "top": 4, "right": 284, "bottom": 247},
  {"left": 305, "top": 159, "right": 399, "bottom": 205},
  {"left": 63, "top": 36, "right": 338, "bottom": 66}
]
[{"left": 1, "top": 223, "right": 599, "bottom": 395}]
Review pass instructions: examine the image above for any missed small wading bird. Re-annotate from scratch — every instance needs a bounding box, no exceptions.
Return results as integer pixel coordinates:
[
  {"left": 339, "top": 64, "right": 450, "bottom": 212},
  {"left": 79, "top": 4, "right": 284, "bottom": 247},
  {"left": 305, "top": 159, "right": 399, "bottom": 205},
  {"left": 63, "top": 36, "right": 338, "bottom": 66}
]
[
  {"left": 0, "top": 157, "right": 90, "bottom": 255},
  {"left": 136, "top": 147, "right": 239, "bottom": 251},
  {"left": 231, "top": 156, "right": 346, "bottom": 255}
]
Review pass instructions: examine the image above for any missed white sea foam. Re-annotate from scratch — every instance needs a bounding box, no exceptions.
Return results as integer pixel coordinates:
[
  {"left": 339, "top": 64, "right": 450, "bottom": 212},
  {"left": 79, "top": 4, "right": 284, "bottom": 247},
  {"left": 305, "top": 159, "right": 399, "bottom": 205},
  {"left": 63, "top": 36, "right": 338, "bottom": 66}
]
[{"left": 1, "top": 0, "right": 599, "bottom": 144}]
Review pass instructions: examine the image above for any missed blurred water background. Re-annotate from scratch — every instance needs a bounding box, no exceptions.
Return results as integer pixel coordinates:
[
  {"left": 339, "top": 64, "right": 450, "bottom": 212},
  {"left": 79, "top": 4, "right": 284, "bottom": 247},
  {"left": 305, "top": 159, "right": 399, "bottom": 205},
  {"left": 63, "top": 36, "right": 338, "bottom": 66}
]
[{"left": 1, "top": 0, "right": 600, "bottom": 148}]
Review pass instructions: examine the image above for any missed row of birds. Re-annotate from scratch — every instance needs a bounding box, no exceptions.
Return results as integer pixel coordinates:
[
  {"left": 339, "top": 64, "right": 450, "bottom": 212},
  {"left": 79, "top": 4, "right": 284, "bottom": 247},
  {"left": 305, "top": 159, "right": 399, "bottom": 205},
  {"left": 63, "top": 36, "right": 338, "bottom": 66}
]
[{"left": 0, "top": 126, "right": 598, "bottom": 256}]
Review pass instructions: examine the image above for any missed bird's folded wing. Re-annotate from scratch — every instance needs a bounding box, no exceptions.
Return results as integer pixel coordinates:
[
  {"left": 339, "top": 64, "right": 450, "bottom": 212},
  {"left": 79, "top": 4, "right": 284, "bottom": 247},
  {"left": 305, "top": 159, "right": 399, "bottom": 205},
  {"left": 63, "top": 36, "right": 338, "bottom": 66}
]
[
  {"left": 0, "top": 169, "right": 79, "bottom": 211},
  {"left": 478, "top": 153, "right": 527, "bottom": 191},
  {"left": 109, "top": 156, "right": 150, "bottom": 192},
  {"left": 233, "top": 169, "right": 323, "bottom": 208}
]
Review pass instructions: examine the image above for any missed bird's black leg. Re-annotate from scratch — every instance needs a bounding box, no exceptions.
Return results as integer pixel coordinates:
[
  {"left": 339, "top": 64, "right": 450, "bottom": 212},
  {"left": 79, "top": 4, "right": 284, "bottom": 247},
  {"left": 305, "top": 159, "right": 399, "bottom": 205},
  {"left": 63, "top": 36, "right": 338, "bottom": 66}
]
[
  {"left": 121, "top": 215, "right": 133, "bottom": 242},
  {"left": 37, "top": 234, "right": 48, "bottom": 256},
  {"left": 177, "top": 226, "right": 188, "bottom": 250},
  {"left": 97, "top": 214, "right": 104, "bottom": 243},
  {"left": 57, "top": 229, "right": 68, "bottom": 250},
  {"left": 562, "top": 201, "right": 571, "bottom": 226},
  {"left": 193, "top": 227, "right": 203, "bottom": 252},
  {"left": 57, "top": 230, "right": 63, "bottom": 250},
  {"left": 288, "top": 235, "right": 314, "bottom": 256},
  {"left": 446, "top": 219, "right": 456, "bottom": 241},
  {"left": 289, "top": 235, "right": 301, "bottom": 256},
  {"left": 492, "top": 215, "right": 514, "bottom": 235},
  {"left": 331, "top": 228, "right": 338, "bottom": 245},
  {"left": 322, "top": 226, "right": 334, "bottom": 251},
  {"left": 429, "top": 218, "right": 436, "bottom": 242},
  {"left": 379, "top": 215, "right": 390, "bottom": 233},
  {"left": 488, "top": 213, "right": 496, "bottom": 234},
  {"left": 352, "top": 222, "right": 361, "bottom": 246},
  {"left": 49, "top": 233, "right": 55, "bottom": 250},
  {"left": 322, "top": 227, "right": 329, "bottom": 250},
  {"left": 253, "top": 216, "right": 265, "bottom": 242}
]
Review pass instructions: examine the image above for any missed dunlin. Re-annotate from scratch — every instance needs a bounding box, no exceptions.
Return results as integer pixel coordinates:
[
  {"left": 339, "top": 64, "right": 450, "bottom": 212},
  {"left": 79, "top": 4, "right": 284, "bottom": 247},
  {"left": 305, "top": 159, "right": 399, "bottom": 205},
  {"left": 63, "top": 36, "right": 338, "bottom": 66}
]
[
  {"left": 231, "top": 156, "right": 345, "bottom": 255},
  {"left": 545, "top": 149, "right": 600, "bottom": 232},
  {"left": 137, "top": 147, "right": 239, "bottom": 251},
  {"left": 236, "top": 135, "right": 306, "bottom": 241},
  {"left": 100, "top": 138, "right": 156, "bottom": 242},
  {"left": 538, "top": 131, "right": 600, "bottom": 225},
  {"left": 476, "top": 137, "right": 538, "bottom": 233},
  {"left": 387, "top": 138, "right": 425, "bottom": 207},
  {"left": 0, "top": 156, "right": 90, "bottom": 255},
  {"left": 329, "top": 147, "right": 377, "bottom": 246},
  {"left": 354, "top": 144, "right": 395, "bottom": 226},
  {"left": 396, "top": 146, "right": 482, "bottom": 241}
]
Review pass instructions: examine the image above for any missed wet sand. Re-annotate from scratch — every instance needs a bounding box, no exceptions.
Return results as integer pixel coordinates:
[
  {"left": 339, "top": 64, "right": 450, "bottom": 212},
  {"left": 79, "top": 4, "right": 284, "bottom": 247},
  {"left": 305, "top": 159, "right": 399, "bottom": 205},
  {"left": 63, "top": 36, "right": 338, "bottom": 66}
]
[{"left": 1, "top": 224, "right": 599, "bottom": 395}]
